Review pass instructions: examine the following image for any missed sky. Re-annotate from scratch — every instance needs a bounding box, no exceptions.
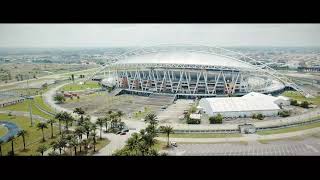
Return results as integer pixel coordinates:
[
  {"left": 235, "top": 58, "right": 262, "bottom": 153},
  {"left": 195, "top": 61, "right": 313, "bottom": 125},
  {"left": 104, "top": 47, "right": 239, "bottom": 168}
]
[{"left": 0, "top": 24, "right": 320, "bottom": 47}]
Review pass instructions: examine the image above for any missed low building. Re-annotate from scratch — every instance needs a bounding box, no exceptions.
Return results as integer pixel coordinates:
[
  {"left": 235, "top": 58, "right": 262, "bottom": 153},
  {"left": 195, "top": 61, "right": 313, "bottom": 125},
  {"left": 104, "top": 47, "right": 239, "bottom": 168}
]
[{"left": 199, "top": 92, "right": 284, "bottom": 118}]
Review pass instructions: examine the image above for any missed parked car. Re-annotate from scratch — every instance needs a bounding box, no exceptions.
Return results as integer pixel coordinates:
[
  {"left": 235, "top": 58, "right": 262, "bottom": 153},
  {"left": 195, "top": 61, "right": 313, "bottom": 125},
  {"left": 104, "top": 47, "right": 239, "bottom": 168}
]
[
  {"left": 122, "top": 128, "right": 129, "bottom": 132},
  {"left": 171, "top": 141, "right": 177, "bottom": 147}
]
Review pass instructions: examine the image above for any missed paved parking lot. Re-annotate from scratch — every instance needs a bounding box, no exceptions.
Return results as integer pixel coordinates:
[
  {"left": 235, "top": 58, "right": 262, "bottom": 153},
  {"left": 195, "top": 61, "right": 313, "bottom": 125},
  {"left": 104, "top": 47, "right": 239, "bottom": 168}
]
[{"left": 165, "top": 138, "right": 320, "bottom": 156}]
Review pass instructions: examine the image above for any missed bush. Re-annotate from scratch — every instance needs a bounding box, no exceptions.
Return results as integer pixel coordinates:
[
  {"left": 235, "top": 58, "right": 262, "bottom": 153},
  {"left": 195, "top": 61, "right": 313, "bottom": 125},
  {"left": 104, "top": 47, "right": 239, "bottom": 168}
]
[
  {"left": 300, "top": 101, "right": 309, "bottom": 108},
  {"left": 252, "top": 113, "right": 264, "bottom": 120},
  {"left": 256, "top": 113, "right": 265, "bottom": 120},
  {"left": 278, "top": 110, "right": 291, "bottom": 117},
  {"left": 54, "top": 94, "right": 66, "bottom": 104},
  {"left": 209, "top": 114, "right": 223, "bottom": 124},
  {"left": 290, "top": 99, "right": 298, "bottom": 106},
  {"left": 187, "top": 118, "right": 201, "bottom": 124}
]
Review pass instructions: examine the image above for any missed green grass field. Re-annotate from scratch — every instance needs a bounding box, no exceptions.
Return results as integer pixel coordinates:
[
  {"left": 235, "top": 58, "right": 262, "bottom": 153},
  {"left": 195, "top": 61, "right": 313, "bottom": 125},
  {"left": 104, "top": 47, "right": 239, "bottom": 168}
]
[
  {"left": 33, "top": 96, "right": 56, "bottom": 114},
  {"left": 257, "top": 121, "right": 320, "bottom": 135},
  {"left": 0, "top": 125, "right": 8, "bottom": 137},
  {"left": 282, "top": 91, "right": 320, "bottom": 105},
  {"left": 159, "top": 133, "right": 242, "bottom": 138},
  {"left": 0, "top": 113, "right": 59, "bottom": 156},
  {"left": 1, "top": 99, "right": 55, "bottom": 120},
  {"left": 60, "top": 81, "right": 100, "bottom": 91}
]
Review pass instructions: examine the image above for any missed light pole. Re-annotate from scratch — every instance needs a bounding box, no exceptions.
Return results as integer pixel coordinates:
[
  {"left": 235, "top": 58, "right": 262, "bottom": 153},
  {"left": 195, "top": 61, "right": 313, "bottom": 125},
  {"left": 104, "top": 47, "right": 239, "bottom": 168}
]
[{"left": 27, "top": 77, "right": 33, "bottom": 127}]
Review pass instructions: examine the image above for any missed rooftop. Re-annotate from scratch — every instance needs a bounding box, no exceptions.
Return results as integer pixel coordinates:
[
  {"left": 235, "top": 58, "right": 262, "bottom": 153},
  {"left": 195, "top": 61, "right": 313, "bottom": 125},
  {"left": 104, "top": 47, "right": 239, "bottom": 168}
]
[{"left": 114, "top": 51, "right": 255, "bottom": 70}]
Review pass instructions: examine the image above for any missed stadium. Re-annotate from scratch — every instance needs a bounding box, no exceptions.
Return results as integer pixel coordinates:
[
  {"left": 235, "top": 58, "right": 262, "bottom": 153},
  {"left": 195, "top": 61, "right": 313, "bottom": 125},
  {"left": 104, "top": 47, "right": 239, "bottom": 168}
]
[{"left": 90, "top": 45, "right": 311, "bottom": 98}]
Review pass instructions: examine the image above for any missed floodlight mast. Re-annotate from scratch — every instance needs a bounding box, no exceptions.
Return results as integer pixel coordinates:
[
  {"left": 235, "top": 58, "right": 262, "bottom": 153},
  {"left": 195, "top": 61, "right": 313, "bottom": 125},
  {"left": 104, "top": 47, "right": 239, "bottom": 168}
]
[{"left": 27, "top": 77, "right": 33, "bottom": 127}]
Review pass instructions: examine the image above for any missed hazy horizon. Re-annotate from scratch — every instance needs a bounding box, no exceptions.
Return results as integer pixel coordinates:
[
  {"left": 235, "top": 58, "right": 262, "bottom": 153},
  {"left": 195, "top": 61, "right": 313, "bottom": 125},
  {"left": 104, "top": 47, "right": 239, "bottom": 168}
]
[{"left": 1, "top": 24, "right": 320, "bottom": 47}]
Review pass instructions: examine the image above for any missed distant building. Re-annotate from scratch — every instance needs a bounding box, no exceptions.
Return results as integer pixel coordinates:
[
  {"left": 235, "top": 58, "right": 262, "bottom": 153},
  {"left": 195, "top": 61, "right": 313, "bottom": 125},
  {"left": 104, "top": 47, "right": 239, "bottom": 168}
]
[{"left": 198, "top": 92, "right": 289, "bottom": 118}]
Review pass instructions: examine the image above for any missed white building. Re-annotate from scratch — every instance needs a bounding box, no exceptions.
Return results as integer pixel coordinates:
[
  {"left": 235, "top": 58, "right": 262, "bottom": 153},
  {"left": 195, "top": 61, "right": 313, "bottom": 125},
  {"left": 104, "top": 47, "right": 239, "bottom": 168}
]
[{"left": 198, "top": 92, "right": 289, "bottom": 118}]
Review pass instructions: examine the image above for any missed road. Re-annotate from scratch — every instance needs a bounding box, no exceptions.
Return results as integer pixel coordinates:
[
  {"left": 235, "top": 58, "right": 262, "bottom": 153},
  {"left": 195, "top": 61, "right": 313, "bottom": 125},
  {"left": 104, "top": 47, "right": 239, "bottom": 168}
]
[{"left": 164, "top": 137, "right": 320, "bottom": 156}]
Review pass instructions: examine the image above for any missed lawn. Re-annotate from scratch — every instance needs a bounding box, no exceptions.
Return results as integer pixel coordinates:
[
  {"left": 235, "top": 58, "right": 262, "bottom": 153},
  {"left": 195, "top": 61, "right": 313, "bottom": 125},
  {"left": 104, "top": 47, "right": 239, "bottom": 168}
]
[
  {"left": 33, "top": 96, "right": 56, "bottom": 114},
  {"left": 0, "top": 113, "right": 59, "bottom": 156},
  {"left": 133, "top": 106, "right": 152, "bottom": 120},
  {"left": 281, "top": 91, "right": 320, "bottom": 105},
  {"left": 158, "top": 133, "right": 242, "bottom": 138},
  {"left": 0, "top": 125, "right": 8, "bottom": 137},
  {"left": 60, "top": 81, "right": 101, "bottom": 91},
  {"left": 61, "top": 137, "right": 110, "bottom": 156},
  {"left": 1, "top": 99, "right": 55, "bottom": 120},
  {"left": 257, "top": 121, "right": 320, "bottom": 135}
]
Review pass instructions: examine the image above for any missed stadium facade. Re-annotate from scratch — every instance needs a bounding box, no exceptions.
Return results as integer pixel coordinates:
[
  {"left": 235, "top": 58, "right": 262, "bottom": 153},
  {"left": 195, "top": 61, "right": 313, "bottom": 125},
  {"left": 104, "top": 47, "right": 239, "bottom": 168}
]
[{"left": 90, "top": 45, "right": 312, "bottom": 98}]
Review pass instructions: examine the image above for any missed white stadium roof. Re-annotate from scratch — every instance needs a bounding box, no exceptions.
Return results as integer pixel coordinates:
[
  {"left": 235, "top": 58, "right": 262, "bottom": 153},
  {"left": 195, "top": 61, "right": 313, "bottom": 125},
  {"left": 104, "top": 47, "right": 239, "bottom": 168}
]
[{"left": 114, "top": 52, "right": 255, "bottom": 70}]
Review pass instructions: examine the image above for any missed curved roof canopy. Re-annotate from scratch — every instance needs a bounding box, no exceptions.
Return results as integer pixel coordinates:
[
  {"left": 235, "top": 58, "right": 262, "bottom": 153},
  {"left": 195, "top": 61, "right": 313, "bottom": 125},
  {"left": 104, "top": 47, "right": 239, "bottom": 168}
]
[{"left": 113, "top": 52, "right": 256, "bottom": 70}]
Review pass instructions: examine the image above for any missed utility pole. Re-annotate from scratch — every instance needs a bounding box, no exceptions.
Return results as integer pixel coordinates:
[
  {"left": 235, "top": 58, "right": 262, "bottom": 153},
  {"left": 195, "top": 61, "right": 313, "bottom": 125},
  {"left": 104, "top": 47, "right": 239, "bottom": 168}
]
[{"left": 27, "top": 77, "right": 33, "bottom": 127}]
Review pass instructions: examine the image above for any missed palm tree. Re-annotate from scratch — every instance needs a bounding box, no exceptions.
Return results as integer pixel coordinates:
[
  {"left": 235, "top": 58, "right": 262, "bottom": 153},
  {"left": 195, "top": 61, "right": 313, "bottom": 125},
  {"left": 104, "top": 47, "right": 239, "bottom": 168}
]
[
  {"left": 126, "top": 132, "right": 141, "bottom": 153},
  {"left": 82, "top": 122, "right": 92, "bottom": 139},
  {"left": 7, "top": 135, "right": 16, "bottom": 156},
  {"left": 73, "top": 107, "right": 85, "bottom": 124},
  {"left": 90, "top": 133, "right": 97, "bottom": 152},
  {"left": 74, "top": 126, "right": 84, "bottom": 140},
  {"left": 47, "top": 119, "right": 56, "bottom": 138},
  {"left": 37, "top": 144, "right": 48, "bottom": 156},
  {"left": 69, "top": 136, "right": 79, "bottom": 156},
  {"left": 57, "top": 138, "right": 67, "bottom": 155},
  {"left": 96, "top": 118, "right": 104, "bottom": 140},
  {"left": 145, "top": 112, "right": 158, "bottom": 127},
  {"left": 103, "top": 115, "right": 111, "bottom": 132},
  {"left": 17, "top": 129, "right": 28, "bottom": 150},
  {"left": 0, "top": 139, "right": 4, "bottom": 156},
  {"left": 37, "top": 122, "right": 48, "bottom": 142},
  {"left": 55, "top": 111, "right": 74, "bottom": 132},
  {"left": 160, "top": 125, "right": 174, "bottom": 147}
]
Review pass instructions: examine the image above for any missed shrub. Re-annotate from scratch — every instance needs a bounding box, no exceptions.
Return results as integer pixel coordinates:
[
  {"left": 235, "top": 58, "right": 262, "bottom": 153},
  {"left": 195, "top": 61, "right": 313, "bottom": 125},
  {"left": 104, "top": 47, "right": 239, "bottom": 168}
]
[
  {"left": 256, "top": 113, "right": 265, "bottom": 120},
  {"left": 290, "top": 99, "right": 298, "bottom": 106},
  {"left": 300, "top": 101, "right": 309, "bottom": 108},
  {"left": 278, "top": 110, "right": 291, "bottom": 117},
  {"left": 187, "top": 118, "right": 201, "bottom": 124},
  {"left": 54, "top": 94, "right": 66, "bottom": 104},
  {"left": 209, "top": 114, "right": 223, "bottom": 124}
]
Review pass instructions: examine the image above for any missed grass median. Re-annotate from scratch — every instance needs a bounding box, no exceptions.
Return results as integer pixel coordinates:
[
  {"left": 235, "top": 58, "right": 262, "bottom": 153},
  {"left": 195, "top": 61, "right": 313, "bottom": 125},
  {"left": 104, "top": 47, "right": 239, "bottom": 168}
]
[
  {"left": 159, "top": 133, "right": 242, "bottom": 138},
  {"left": 257, "top": 121, "right": 320, "bottom": 135}
]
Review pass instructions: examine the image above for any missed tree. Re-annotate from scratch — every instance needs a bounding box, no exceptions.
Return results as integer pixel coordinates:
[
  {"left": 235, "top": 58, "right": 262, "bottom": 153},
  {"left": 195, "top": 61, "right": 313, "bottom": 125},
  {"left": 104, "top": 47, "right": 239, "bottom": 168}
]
[
  {"left": 54, "top": 94, "right": 66, "bottom": 104},
  {"left": 96, "top": 118, "right": 104, "bottom": 139},
  {"left": 47, "top": 119, "right": 56, "bottom": 138},
  {"left": 82, "top": 121, "right": 93, "bottom": 139},
  {"left": 74, "top": 126, "right": 84, "bottom": 140},
  {"left": 209, "top": 114, "right": 223, "bottom": 124},
  {"left": 74, "top": 107, "right": 85, "bottom": 125},
  {"left": 300, "top": 101, "right": 310, "bottom": 108},
  {"left": 17, "top": 129, "right": 28, "bottom": 150},
  {"left": 145, "top": 112, "right": 158, "bottom": 127},
  {"left": 103, "top": 115, "right": 111, "bottom": 133},
  {"left": 37, "top": 145, "right": 48, "bottom": 156},
  {"left": 290, "top": 99, "right": 298, "bottom": 106},
  {"left": 37, "top": 122, "right": 48, "bottom": 142},
  {"left": 0, "top": 139, "right": 4, "bottom": 156},
  {"left": 69, "top": 136, "right": 79, "bottom": 156},
  {"left": 55, "top": 111, "right": 74, "bottom": 132},
  {"left": 71, "top": 74, "right": 75, "bottom": 83},
  {"left": 160, "top": 126, "right": 174, "bottom": 147},
  {"left": 7, "top": 135, "right": 16, "bottom": 156},
  {"left": 90, "top": 132, "right": 97, "bottom": 152}
]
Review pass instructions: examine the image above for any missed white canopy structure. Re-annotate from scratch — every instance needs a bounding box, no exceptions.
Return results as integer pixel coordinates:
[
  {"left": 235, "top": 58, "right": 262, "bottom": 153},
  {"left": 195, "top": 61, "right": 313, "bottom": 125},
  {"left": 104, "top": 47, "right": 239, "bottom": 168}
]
[{"left": 198, "top": 92, "right": 287, "bottom": 118}]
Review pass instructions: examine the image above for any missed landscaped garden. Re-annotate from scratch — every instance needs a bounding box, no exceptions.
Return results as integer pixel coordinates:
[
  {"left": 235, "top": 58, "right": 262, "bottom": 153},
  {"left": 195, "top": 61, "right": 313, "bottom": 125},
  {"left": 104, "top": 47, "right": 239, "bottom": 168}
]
[{"left": 282, "top": 91, "right": 320, "bottom": 105}]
